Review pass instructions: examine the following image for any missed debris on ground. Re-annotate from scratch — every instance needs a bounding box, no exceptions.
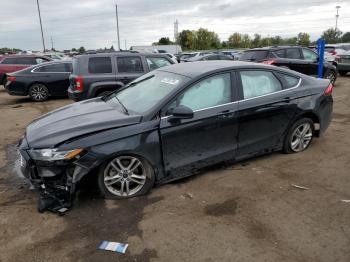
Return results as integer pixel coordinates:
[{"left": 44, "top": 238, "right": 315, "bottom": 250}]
[
  {"left": 291, "top": 184, "right": 309, "bottom": 190},
  {"left": 11, "top": 104, "right": 23, "bottom": 108},
  {"left": 98, "top": 241, "right": 128, "bottom": 254},
  {"left": 340, "top": 200, "right": 350, "bottom": 203},
  {"left": 180, "top": 192, "right": 193, "bottom": 199}
]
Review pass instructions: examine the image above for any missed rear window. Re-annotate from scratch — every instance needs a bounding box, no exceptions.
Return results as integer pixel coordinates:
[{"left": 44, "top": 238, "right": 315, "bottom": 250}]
[
  {"left": 275, "top": 72, "right": 300, "bottom": 88},
  {"left": 240, "top": 50, "right": 268, "bottom": 61},
  {"left": 117, "top": 57, "right": 143, "bottom": 73},
  {"left": 88, "top": 57, "right": 112, "bottom": 74}
]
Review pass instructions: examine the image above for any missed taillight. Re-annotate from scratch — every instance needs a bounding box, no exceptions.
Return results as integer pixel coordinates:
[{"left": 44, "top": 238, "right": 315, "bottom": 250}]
[
  {"left": 261, "top": 59, "right": 276, "bottom": 65},
  {"left": 75, "top": 76, "right": 84, "bottom": 92},
  {"left": 7, "top": 76, "right": 16, "bottom": 82},
  {"left": 330, "top": 51, "right": 337, "bottom": 56},
  {"left": 324, "top": 83, "right": 333, "bottom": 96}
]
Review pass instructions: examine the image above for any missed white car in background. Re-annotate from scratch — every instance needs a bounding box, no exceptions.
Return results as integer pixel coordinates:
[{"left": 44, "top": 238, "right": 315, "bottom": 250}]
[{"left": 163, "top": 53, "right": 178, "bottom": 63}]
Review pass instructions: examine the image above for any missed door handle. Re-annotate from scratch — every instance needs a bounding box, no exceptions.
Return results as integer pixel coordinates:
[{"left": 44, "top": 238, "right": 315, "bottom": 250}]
[{"left": 218, "top": 110, "right": 235, "bottom": 119}]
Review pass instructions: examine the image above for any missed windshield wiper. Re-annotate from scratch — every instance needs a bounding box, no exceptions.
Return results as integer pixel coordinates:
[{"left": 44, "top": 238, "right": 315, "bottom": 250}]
[
  {"left": 114, "top": 96, "right": 129, "bottom": 115},
  {"left": 126, "top": 75, "right": 155, "bottom": 88}
]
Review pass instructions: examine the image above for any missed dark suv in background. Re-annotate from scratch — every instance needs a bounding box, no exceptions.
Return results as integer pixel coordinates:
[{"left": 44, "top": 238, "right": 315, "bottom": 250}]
[
  {"left": 239, "top": 46, "right": 337, "bottom": 84},
  {"left": 68, "top": 52, "right": 175, "bottom": 101}
]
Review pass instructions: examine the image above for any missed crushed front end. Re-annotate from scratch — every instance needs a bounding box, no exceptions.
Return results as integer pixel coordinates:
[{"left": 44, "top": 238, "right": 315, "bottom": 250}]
[{"left": 18, "top": 136, "right": 97, "bottom": 215}]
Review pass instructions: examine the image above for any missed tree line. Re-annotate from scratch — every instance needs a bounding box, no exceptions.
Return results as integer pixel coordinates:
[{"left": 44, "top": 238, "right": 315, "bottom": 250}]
[{"left": 153, "top": 28, "right": 350, "bottom": 51}]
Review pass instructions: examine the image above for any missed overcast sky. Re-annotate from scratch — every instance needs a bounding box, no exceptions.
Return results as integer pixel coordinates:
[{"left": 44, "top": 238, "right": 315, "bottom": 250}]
[{"left": 0, "top": 0, "right": 349, "bottom": 51}]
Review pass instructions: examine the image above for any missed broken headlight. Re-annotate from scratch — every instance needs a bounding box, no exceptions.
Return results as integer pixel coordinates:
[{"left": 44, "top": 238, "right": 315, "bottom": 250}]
[{"left": 28, "top": 148, "right": 83, "bottom": 161}]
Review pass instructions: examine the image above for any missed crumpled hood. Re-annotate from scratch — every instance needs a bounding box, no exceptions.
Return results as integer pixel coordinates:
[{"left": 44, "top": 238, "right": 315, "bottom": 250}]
[{"left": 26, "top": 98, "right": 142, "bottom": 148}]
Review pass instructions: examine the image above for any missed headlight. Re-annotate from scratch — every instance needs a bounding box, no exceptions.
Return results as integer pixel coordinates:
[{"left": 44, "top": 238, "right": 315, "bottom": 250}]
[{"left": 28, "top": 148, "right": 83, "bottom": 161}]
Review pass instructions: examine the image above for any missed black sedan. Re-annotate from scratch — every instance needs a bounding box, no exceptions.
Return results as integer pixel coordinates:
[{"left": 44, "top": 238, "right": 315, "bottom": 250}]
[
  {"left": 5, "top": 61, "right": 72, "bottom": 101},
  {"left": 18, "top": 61, "right": 333, "bottom": 213}
]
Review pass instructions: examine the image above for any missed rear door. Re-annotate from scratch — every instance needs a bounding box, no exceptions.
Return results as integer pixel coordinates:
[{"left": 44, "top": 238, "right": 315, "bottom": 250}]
[
  {"left": 116, "top": 56, "right": 145, "bottom": 85},
  {"left": 236, "top": 70, "right": 300, "bottom": 158},
  {"left": 285, "top": 48, "right": 308, "bottom": 73},
  {"left": 159, "top": 72, "right": 239, "bottom": 179},
  {"left": 33, "top": 63, "right": 72, "bottom": 95}
]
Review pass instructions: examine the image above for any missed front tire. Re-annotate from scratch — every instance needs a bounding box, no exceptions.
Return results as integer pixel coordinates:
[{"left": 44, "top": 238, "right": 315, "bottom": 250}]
[
  {"left": 324, "top": 70, "right": 337, "bottom": 84},
  {"left": 283, "top": 118, "right": 314, "bottom": 154},
  {"left": 29, "top": 83, "right": 49, "bottom": 101},
  {"left": 98, "top": 155, "right": 155, "bottom": 199}
]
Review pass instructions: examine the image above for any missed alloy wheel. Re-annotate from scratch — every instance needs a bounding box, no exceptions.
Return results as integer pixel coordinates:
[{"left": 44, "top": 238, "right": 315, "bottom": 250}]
[
  {"left": 326, "top": 71, "right": 336, "bottom": 84},
  {"left": 290, "top": 123, "right": 313, "bottom": 152},
  {"left": 30, "top": 85, "right": 48, "bottom": 101},
  {"left": 103, "top": 156, "right": 146, "bottom": 197}
]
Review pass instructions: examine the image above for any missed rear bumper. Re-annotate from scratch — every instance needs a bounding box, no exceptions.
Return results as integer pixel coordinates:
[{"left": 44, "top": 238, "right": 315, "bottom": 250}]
[
  {"left": 318, "top": 95, "right": 333, "bottom": 137},
  {"left": 68, "top": 86, "right": 85, "bottom": 101}
]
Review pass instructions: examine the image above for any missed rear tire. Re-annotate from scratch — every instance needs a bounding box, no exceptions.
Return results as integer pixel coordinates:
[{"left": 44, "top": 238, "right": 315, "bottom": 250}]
[
  {"left": 29, "top": 83, "right": 49, "bottom": 102},
  {"left": 98, "top": 155, "right": 155, "bottom": 200},
  {"left": 283, "top": 118, "right": 314, "bottom": 154},
  {"left": 339, "top": 71, "right": 348, "bottom": 76}
]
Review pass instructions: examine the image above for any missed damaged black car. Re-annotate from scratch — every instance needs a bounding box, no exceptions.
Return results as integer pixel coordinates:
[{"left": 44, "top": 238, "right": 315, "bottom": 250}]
[{"left": 18, "top": 61, "right": 333, "bottom": 213}]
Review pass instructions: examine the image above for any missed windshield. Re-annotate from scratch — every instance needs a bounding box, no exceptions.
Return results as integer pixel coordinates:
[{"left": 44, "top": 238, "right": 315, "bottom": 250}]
[{"left": 105, "top": 71, "right": 189, "bottom": 114}]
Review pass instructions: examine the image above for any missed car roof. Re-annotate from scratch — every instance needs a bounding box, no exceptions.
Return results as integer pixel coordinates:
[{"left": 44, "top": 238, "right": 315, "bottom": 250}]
[
  {"left": 158, "top": 61, "right": 273, "bottom": 78},
  {"left": 0, "top": 54, "right": 47, "bottom": 58},
  {"left": 75, "top": 52, "right": 168, "bottom": 58},
  {"left": 245, "top": 46, "right": 302, "bottom": 52}
]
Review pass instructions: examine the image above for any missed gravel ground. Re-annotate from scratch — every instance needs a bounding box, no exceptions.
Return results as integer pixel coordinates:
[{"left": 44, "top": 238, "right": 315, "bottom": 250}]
[{"left": 0, "top": 77, "right": 349, "bottom": 262}]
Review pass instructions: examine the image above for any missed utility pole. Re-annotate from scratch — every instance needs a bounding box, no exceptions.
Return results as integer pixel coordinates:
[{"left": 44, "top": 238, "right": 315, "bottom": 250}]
[
  {"left": 115, "top": 4, "right": 121, "bottom": 51},
  {"left": 124, "top": 39, "right": 127, "bottom": 50},
  {"left": 50, "top": 36, "right": 54, "bottom": 51},
  {"left": 36, "top": 0, "right": 46, "bottom": 52},
  {"left": 335, "top": 5, "right": 341, "bottom": 31}
]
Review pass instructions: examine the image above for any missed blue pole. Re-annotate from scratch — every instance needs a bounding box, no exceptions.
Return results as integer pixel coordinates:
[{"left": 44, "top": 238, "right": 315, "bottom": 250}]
[{"left": 317, "top": 38, "right": 325, "bottom": 78}]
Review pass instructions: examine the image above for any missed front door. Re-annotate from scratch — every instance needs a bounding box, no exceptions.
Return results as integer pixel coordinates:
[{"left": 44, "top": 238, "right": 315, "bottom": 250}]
[{"left": 159, "top": 72, "right": 239, "bottom": 180}]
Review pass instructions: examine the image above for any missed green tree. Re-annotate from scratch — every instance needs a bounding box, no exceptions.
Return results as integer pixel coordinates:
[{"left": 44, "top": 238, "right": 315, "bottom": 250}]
[
  {"left": 283, "top": 37, "right": 298, "bottom": 45},
  {"left": 271, "top": 36, "right": 283, "bottom": 45},
  {"left": 228, "top": 33, "right": 242, "bottom": 48},
  {"left": 297, "top": 32, "right": 311, "bottom": 46},
  {"left": 251, "top": 34, "right": 261, "bottom": 48},
  {"left": 321, "top": 28, "right": 342, "bottom": 44},
  {"left": 178, "top": 30, "right": 196, "bottom": 50},
  {"left": 194, "top": 28, "right": 220, "bottom": 50},
  {"left": 155, "top": 37, "right": 173, "bottom": 45},
  {"left": 78, "top": 46, "right": 86, "bottom": 53},
  {"left": 241, "top": 34, "right": 251, "bottom": 48},
  {"left": 342, "top": 32, "right": 350, "bottom": 43}
]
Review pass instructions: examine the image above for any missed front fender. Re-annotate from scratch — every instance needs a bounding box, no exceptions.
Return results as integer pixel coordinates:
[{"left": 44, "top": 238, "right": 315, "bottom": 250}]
[{"left": 88, "top": 81, "right": 124, "bottom": 97}]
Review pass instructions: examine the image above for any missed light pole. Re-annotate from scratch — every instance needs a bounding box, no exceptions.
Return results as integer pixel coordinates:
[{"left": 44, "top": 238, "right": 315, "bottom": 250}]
[
  {"left": 115, "top": 4, "right": 121, "bottom": 51},
  {"left": 36, "top": 0, "right": 46, "bottom": 52},
  {"left": 335, "top": 5, "right": 341, "bottom": 31}
]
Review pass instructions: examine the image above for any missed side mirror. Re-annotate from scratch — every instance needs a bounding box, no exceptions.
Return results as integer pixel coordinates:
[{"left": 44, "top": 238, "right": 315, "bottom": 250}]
[{"left": 168, "top": 105, "right": 194, "bottom": 122}]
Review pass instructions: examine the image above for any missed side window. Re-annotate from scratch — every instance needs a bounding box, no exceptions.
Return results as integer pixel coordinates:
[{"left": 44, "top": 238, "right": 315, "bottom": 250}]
[
  {"left": 240, "top": 71, "right": 282, "bottom": 99},
  {"left": 286, "top": 49, "right": 302, "bottom": 59},
  {"left": 18, "top": 57, "right": 37, "bottom": 64},
  {"left": 34, "top": 63, "right": 68, "bottom": 72},
  {"left": 117, "top": 57, "right": 143, "bottom": 73},
  {"left": 273, "top": 49, "right": 286, "bottom": 58},
  {"left": 176, "top": 73, "right": 231, "bottom": 111},
  {"left": 275, "top": 72, "right": 300, "bottom": 89},
  {"left": 1, "top": 58, "right": 18, "bottom": 64},
  {"left": 88, "top": 57, "right": 112, "bottom": 74},
  {"left": 302, "top": 48, "right": 317, "bottom": 61},
  {"left": 146, "top": 57, "right": 171, "bottom": 71}
]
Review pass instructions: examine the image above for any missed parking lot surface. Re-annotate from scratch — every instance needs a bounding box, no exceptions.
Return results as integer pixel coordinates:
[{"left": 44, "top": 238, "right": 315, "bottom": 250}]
[{"left": 0, "top": 77, "right": 350, "bottom": 262}]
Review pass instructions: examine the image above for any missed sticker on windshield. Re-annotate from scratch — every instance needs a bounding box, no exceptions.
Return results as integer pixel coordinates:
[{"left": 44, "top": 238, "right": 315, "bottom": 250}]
[{"left": 161, "top": 78, "right": 179, "bottom": 85}]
